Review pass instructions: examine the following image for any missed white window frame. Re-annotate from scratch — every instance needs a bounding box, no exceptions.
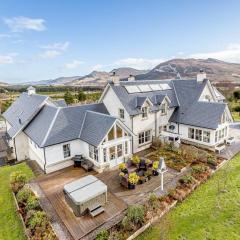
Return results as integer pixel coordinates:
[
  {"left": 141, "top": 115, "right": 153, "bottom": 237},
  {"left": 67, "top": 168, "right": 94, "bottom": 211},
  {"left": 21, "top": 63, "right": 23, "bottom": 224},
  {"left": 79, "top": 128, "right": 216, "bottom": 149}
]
[
  {"left": 119, "top": 108, "right": 125, "bottom": 120},
  {"left": 63, "top": 144, "right": 71, "bottom": 158},
  {"left": 138, "top": 130, "right": 151, "bottom": 145},
  {"left": 141, "top": 106, "right": 148, "bottom": 119},
  {"left": 203, "top": 130, "right": 210, "bottom": 143},
  {"left": 117, "top": 144, "right": 123, "bottom": 158},
  {"left": 160, "top": 103, "right": 167, "bottom": 115},
  {"left": 89, "top": 145, "right": 99, "bottom": 162}
]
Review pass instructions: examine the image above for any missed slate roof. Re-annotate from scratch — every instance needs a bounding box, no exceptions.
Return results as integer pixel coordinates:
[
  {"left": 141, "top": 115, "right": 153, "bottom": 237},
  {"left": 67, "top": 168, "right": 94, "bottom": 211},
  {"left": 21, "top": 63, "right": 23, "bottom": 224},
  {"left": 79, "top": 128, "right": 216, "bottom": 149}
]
[
  {"left": 110, "top": 80, "right": 179, "bottom": 116},
  {"left": 108, "top": 79, "right": 227, "bottom": 129},
  {"left": 170, "top": 79, "right": 227, "bottom": 129},
  {"left": 3, "top": 93, "right": 48, "bottom": 138},
  {"left": 24, "top": 103, "right": 115, "bottom": 147},
  {"left": 53, "top": 99, "right": 67, "bottom": 107}
]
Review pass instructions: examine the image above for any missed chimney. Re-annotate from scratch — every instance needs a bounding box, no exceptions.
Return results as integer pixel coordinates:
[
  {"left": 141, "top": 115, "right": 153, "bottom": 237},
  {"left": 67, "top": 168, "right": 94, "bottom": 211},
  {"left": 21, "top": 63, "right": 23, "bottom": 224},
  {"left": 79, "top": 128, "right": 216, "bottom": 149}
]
[
  {"left": 27, "top": 86, "right": 36, "bottom": 95},
  {"left": 111, "top": 72, "right": 120, "bottom": 86},
  {"left": 128, "top": 74, "right": 135, "bottom": 81},
  {"left": 197, "top": 69, "right": 207, "bottom": 82}
]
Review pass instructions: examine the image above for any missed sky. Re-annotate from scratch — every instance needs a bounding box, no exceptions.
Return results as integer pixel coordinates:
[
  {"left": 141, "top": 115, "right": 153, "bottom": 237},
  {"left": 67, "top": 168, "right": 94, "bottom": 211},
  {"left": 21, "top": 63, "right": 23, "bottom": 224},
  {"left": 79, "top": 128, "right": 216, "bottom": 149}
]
[{"left": 1, "top": 0, "right": 240, "bottom": 83}]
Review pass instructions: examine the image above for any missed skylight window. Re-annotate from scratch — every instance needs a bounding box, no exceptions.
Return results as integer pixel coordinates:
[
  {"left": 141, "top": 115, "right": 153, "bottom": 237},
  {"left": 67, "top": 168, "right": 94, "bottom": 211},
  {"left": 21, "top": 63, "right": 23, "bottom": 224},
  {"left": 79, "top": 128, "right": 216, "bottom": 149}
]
[
  {"left": 149, "top": 84, "right": 162, "bottom": 91},
  {"left": 160, "top": 83, "right": 171, "bottom": 90},
  {"left": 125, "top": 85, "right": 140, "bottom": 93},
  {"left": 138, "top": 85, "right": 152, "bottom": 92}
]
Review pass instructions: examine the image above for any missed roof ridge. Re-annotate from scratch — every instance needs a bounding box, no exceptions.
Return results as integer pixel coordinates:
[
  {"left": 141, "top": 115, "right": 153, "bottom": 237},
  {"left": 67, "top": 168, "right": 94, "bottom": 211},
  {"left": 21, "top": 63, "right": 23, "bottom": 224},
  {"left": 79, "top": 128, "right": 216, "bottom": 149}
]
[
  {"left": 60, "top": 102, "right": 102, "bottom": 109},
  {"left": 85, "top": 110, "right": 115, "bottom": 118},
  {"left": 40, "top": 107, "right": 60, "bottom": 147},
  {"left": 78, "top": 111, "right": 88, "bottom": 139}
]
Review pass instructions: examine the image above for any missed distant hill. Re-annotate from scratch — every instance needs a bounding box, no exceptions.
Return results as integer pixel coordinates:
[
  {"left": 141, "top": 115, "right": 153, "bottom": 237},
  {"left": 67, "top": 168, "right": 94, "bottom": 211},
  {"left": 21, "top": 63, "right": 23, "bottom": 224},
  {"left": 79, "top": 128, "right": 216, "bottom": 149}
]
[
  {"left": 66, "top": 68, "right": 148, "bottom": 87},
  {"left": 135, "top": 58, "right": 240, "bottom": 83},
  {"left": 0, "top": 81, "right": 9, "bottom": 87}
]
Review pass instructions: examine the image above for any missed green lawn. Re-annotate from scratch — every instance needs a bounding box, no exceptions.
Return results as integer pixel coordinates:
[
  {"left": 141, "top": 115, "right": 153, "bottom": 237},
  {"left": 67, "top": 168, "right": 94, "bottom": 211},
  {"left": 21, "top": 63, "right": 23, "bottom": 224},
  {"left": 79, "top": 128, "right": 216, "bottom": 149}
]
[
  {"left": 138, "top": 154, "right": 240, "bottom": 240},
  {"left": 0, "top": 163, "right": 34, "bottom": 240}
]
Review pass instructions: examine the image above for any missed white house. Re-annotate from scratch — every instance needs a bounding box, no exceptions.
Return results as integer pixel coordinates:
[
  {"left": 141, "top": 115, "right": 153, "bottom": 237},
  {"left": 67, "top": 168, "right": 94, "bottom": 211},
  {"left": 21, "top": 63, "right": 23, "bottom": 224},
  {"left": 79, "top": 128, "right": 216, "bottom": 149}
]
[{"left": 3, "top": 71, "right": 233, "bottom": 173}]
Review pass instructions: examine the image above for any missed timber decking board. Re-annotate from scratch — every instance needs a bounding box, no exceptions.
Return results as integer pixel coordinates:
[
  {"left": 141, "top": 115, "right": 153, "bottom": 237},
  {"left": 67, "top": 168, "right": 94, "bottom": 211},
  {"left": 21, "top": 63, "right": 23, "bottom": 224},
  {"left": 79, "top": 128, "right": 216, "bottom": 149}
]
[{"left": 37, "top": 167, "right": 127, "bottom": 240}]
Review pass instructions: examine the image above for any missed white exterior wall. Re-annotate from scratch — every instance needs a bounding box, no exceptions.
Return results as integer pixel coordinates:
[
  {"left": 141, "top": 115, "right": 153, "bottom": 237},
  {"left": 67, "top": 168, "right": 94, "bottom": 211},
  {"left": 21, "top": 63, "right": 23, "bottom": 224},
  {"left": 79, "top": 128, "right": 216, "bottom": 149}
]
[
  {"left": 15, "top": 132, "right": 29, "bottom": 161},
  {"left": 28, "top": 138, "right": 45, "bottom": 169},
  {"left": 199, "top": 84, "right": 215, "bottom": 102},
  {"left": 44, "top": 139, "right": 89, "bottom": 173},
  {"left": 102, "top": 86, "right": 131, "bottom": 127}
]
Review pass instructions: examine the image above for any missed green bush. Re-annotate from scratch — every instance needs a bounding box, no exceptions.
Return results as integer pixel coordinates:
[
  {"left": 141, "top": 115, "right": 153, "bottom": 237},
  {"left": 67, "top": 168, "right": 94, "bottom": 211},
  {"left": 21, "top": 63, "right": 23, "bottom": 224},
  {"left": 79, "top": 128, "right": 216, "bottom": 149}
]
[
  {"left": 95, "top": 229, "right": 109, "bottom": 240},
  {"left": 10, "top": 171, "right": 27, "bottom": 193},
  {"left": 27, "top": 211, "right": 48, "bottom": 230},
  {"left": 26, "top": 195, "right": 41, "bottom": 211},
  {"left": 16, "top": 186, "right": 32, "bottom": 204},
  {"left": 148, "top": 193, "right": 159, "bottom": 210},
  {"left": 207, "top": 155, "right": 217, "bottom": 166},
  {"left": 179, "top": 175, "right": 195, "bottom": 185},
  {"left": 121, "top": 215, "right": 134, "bottom": 231},
  {"left": 191, "top": 165, "right": 207, "bottom": 174},
  {"left": 126, "top": 205, "right": 145, "bottom": 226}
]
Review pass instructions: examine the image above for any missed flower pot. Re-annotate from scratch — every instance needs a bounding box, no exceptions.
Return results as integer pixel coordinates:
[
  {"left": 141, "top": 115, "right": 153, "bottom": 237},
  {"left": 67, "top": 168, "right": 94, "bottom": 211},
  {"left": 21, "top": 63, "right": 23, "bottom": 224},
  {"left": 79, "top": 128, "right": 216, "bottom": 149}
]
[
  {"left": 152, "top": 170, "right": 159, "bottom": 176},
  {"left": 128, "top": 183, "right": 136, "bottom": 189},
  {"left": 122, "top": 168, "right": 128, "bottom": 174}
]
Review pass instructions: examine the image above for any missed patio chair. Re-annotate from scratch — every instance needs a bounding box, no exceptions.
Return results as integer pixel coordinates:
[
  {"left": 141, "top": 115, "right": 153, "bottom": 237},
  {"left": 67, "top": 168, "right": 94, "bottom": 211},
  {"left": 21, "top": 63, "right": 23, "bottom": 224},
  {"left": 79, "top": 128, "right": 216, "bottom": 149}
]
[{"left": 81, "top": 159, "right": 94, "bottom": 171}]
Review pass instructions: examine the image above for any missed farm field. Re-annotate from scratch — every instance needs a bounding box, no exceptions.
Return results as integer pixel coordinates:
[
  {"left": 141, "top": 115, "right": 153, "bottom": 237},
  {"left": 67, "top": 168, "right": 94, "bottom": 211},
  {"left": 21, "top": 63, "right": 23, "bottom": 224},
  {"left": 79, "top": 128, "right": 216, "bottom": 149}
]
[{"left": 137, "top": 153, "right": 240, "bottom": 240}]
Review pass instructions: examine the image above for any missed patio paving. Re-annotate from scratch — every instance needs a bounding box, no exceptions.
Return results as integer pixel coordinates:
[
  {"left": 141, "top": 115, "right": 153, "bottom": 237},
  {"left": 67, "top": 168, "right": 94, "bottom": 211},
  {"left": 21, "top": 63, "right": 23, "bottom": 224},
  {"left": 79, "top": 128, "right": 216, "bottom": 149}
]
[{"left": 219, "top": 124, "right": 240, "bottom": 160}]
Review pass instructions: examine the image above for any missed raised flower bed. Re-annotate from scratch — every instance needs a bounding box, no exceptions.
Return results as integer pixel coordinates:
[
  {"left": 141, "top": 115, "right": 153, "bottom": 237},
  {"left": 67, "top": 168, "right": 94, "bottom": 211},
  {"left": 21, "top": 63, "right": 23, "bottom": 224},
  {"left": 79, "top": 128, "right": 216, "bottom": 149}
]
[{"left": 10, "top": 171, "right": 57, "bottom": 240}]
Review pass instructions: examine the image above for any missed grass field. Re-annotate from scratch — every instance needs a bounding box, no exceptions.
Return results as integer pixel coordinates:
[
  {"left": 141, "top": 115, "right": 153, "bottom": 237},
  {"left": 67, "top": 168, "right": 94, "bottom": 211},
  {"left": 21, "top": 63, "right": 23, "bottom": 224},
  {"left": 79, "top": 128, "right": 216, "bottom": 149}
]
[
  {"left": 229, "top": 100, "right": 240, "bottom": 121},
  {"left": 137, "top": 154, "right": 240, "bottom": 240},
  {"left": 0, "top": 163, "right": 34, "bottom": 240}
]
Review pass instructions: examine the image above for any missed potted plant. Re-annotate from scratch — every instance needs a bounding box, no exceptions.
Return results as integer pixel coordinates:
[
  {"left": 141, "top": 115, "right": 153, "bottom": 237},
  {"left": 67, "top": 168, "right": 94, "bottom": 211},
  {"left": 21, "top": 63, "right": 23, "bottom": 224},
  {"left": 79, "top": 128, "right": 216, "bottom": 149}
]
[
  {"left": 132, "top": 155, "right": 140, "bottom": 166},
  {"left": 119, "top": 163, "right": 128, "bottom": 174},
  {"left": 128, "top": 172, "right": 139, "bottom": 189},
  {"left": 146, "top": 159, "right": 152, "bottom": 168},
  {"left": 145, "top": 169, "right": 152, "bottom": 181},
  {"left": 152, "top": 161, "right": 159, "bottom": 176}
]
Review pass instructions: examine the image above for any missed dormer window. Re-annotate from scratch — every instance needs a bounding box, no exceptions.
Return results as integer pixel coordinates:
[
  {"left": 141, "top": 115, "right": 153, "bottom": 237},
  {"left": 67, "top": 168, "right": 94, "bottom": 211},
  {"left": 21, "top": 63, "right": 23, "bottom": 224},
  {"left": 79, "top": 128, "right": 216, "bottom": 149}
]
[
  {"left": 141, "top": 107, "right": 148, "bottom": 119},
  {"left": 160, "top": 103, "right": 167, "bottom": 115}
]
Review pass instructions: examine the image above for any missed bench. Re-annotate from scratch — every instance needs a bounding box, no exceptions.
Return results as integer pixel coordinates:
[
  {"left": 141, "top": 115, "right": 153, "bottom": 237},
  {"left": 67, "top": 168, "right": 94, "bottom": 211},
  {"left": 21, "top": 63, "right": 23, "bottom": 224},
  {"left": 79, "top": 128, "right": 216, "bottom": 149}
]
[
  {"left": 215, "top": 144, "right": 226, "bottom": 154},
  {"left": 226, "top": 137, "right": 235, "bottom": 146},
  {"left": 81, "top": 159, "right": 94, "bottom": 171},
  {"left": 88, "top": 204, "right": 105, "bottom": 217}
]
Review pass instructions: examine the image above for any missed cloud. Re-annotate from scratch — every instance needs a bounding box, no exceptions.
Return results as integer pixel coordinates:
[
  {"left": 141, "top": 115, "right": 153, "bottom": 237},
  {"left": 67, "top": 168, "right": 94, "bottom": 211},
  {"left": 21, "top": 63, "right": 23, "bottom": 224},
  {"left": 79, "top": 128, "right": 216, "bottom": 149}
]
[
  {"left": 0, "top": 53, "right": 18, "bottom": 64},
  {"left": 4, "top": 16, "right": 46, "bottom": 32},
  {"left": 0, "top": 33, "right": 11, "bottom": 39},
  {"left": 40, "top": 50, "right": 61, "bottom": 59},
  {"left": 189, "top": 43, "right": 240, "bottom": 63},
  {"left": 41, "top": 41, "right": 70, "bottom": 51},
  {"left": 114, "top": 57, "right": 164, "bottom": 69},
  {"left": 65, "top": 60, "right": 84, "bottom": 69}
]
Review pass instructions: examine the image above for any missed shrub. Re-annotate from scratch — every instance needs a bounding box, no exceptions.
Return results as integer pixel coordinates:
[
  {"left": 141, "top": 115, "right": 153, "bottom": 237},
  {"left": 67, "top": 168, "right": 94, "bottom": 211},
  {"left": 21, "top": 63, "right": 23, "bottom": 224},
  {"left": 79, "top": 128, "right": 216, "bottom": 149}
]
[
  {"left": 119, "top": 172, "right": 125, "bottom": 177},
  {"left": 191, "top": 165, "right": 207, "bottom": 174},
  {"left": 10, "top": 171, "right": 27, "bottom": 193},
  {"left": 27, "top": 211, "right": 48, "bottom": 230},
  {"left": 16, "top": 186, "right": 32, "bottom": 204},
  {"left": 146, "top": 159, "right": 151, "bottom": 165},
  {"left": 179, "top": 175, "right": 195, "bottom": 185},
  {"left": 128, "top": 172, "right": 139, "bottom": 185},
  {"left": 132, "top": 155, "right": 140, "bottom": 165},
  {"left": 207, "top": 154, "right": 217, "bottom": 166},
  {"left": 121, "top": 215, "right": 134, "bottom": 231},
  {"left": 96, "top": 229, "right": 109, "bottom": 240},
  {"left": 126, "top": 205, "right": 145, "bottom": 225},
  {"left": 26, "top": 195, "right": 41, "bottom": 211},
  {"left": 118, "top": 163, "right": 127, "bottom": 171},
  {"left": 153, "top": 161, "right": 159, "bottom": 170},
  {"left": 148, "top": 193, "right": 159, "bottom": 210}
]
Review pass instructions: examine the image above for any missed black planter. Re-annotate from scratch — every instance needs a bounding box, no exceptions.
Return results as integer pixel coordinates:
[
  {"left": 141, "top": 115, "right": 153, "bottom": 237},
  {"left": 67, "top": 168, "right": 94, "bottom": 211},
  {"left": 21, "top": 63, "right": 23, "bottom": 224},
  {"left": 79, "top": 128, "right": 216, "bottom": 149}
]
[
  {"left": 122, "top": 168, "right": 128, "bottom": 174},
  {"left": 128, "top": 183, "right": 136, "bottom": 189},
  {"left": 152, "top": 170, "right": 159, "bottom": 176}
]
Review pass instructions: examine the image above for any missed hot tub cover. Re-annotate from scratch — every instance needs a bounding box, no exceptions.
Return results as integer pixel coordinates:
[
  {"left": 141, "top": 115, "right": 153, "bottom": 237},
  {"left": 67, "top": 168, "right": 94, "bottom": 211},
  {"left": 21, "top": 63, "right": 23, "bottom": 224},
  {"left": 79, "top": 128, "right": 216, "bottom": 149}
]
[
  {"left": 64, "top": 175, "right": 107, "bottom": 205},
  {"left": 63, "top": 175, "right": 97, "bottom": 194}
]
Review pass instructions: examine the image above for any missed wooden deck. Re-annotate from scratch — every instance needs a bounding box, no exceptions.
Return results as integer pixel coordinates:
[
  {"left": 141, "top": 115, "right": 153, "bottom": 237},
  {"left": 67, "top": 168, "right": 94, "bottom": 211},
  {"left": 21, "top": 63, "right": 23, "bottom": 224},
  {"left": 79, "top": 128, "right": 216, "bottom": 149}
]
[{"left": 37, "top": 167, "right": 127, "bottom": 240}]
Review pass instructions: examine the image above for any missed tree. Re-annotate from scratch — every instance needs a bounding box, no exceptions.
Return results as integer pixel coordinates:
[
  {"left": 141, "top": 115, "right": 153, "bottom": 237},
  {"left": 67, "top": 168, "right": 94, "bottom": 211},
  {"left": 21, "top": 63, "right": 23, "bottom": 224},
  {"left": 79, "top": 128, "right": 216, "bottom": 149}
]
[
  {"left": 77, "top": 90, "right": 86, "bottom": 102},
  {"left": 64, "top": 91, "right": 74, "bottom": 104},
  {"left": 234, "top": 106, "right": 240, "bottom": 116},
  {"left": 233, "top": 91, "right": 240, "bottom": 102}
]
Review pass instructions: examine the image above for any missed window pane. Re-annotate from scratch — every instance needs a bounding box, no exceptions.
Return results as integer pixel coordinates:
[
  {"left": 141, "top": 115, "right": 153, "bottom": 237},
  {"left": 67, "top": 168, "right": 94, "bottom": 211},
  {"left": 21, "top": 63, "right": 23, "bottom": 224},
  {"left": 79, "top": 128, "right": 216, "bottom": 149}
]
[
  {"left": 109, "top": 146, "right": 115, "bottom": 160},
  {"left": 103, "top": 148, "right": 107, "bottom": 162},
  {"left": 108, "top": 126, "right": 115, "bottom": 141},
  {"left": 63, "top": 144, "right": 71, "bottom": 158},
  {"left": 117, "top": 144, "right": 123, "bottom": 157},
  {"left": 116, "top": 125, "right": 123, "bottom": 138},
  {"left": 125, "top": 141, "right": 128, "bottom": 155}
]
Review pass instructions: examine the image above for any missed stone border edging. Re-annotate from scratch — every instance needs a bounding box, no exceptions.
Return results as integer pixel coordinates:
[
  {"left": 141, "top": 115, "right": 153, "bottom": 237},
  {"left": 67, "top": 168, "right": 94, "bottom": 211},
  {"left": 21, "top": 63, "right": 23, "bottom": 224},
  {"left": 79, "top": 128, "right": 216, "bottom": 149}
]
[
  {"left": 126, "top": 158, "right": 229, "bottom": 240},
  {"left": 126, "top": 200, "right": 177, "bottom": 240},
  {"left": 12, "top": 192, "right": 30, "bottom": 240}
]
